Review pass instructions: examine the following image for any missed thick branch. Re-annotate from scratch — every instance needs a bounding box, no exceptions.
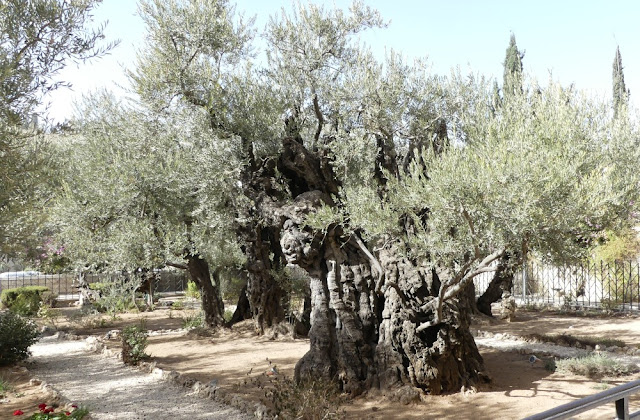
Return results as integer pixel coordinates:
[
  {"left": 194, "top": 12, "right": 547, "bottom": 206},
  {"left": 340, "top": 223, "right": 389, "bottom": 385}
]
[
  {"left": 417, "top": 249, "right": 504, "bottom": 333},
  {"left": 312, "top": 93, "right": 324, "bottom": 144},
  {"left": 166, "top": 262, "right": 188, "bottom": 270}
]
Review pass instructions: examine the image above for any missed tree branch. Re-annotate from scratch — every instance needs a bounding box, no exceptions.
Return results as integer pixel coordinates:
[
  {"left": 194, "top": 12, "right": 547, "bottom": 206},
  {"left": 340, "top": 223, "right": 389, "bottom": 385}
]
[
  {"left": 312, "top": 92, "right": 324, "bottom": 144},
  {"left": 166, "top": 262, "right": 188, "bottom": 270}
]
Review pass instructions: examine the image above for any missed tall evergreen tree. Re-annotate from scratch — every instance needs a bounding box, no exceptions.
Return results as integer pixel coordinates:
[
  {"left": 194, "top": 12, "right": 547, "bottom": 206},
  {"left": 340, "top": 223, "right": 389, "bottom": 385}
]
[
  {"left": 503, "top": 34, "right": 524, "bottom": 96},
  {"left": 612, "top": 45, "right": 629, "bottom": 117}
]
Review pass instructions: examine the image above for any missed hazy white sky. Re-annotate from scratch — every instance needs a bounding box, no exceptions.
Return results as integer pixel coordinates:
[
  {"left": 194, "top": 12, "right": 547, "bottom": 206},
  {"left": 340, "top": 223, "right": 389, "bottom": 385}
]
[{"left": 45, "top": 0, "right": 640, "bottom": 123}]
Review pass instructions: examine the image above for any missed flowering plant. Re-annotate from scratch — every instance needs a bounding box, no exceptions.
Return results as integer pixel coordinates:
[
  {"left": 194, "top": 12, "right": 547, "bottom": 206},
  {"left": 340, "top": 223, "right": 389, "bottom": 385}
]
[{"left": 12, "top": 403, "right": 88, "bottom": 419}]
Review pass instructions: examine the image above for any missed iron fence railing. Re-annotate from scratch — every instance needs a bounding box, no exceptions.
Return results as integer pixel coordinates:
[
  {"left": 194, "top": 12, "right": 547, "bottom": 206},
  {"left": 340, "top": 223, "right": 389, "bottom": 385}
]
[
  {"left": 522, "top": 377, "right": 640, "bottom": 419},
  {"left": 0, "top": 270, "right": 188, "bottom": 300},
  {"left": 474, "top": 259, "right": 640, "bottom": 311}
]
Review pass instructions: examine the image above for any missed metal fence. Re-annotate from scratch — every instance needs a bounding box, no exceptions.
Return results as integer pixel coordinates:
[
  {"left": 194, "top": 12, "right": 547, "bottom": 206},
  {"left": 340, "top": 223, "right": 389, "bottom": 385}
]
[
  {"left": 474, "top": 259, "right": 640, "bottom": 311},
  {"left": 0, "top": 270, "right": 188, "bottom": 300}
]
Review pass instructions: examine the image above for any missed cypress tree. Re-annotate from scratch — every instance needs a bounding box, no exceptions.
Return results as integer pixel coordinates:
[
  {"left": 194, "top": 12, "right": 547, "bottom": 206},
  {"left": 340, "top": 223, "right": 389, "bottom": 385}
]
[
  {"left": 503, "top": 34, "right": 524, "bottom": 97},
  {"left": 612, "top": 45, "right": 629, "bottom": 118}
]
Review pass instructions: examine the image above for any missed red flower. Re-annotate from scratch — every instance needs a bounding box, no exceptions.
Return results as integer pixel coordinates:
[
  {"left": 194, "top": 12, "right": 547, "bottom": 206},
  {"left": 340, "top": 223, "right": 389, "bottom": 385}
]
[
  {"left": 44, "top": 407, "right": 55, "bottom": 414},
  {"left": 13, "top": 410, "right": 24, "bottom": 416},
  {"left": 38, "top": 403, "right": 47, "bottom": 411},
  {"left": 71, "top": 404, "right": 78, "bottom": 409},
  {"left": 65, "top": 412, "right": 71, "bottom": 416}
]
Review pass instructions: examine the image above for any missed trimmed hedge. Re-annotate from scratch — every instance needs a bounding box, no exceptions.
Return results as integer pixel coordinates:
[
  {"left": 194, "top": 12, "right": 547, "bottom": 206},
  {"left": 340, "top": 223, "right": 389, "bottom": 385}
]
[{"left": 0, "top": 286, "right": 50, "bottom": 316}]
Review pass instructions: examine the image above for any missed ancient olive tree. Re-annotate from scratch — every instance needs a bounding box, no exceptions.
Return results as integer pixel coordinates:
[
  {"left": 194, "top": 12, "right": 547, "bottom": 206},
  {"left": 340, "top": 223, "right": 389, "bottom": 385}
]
[
  {"left": 131, "top": 0, "right": 293, "bottom": 331},
  {"left": 259, "top": 5, "right": 639, "bottom": 395},
  {"left": 0, "top": 0, "right": 112, "bottom": 255},
  {"left": 53, "top": 94, "right": 243, "bottom": 326}
]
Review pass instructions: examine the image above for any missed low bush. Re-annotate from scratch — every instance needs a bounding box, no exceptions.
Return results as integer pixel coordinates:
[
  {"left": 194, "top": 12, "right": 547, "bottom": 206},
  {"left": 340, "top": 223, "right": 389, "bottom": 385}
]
[
  {"left": 265, "top": 376, "right": 345, "bottom": 419},
  {"left": 526, "top": 333, "right": 626, "bottom": 349},
  {"left": 185, "top": 281, "right": 201, "bottom": 299},
  {"left": 0, "top": 286, "right": 49, "bottom": 316},
  {"left": 0, "top": 311, "right": 39, "bottom": 366},
  {"left": 555, "top": 353, "right": 639, "bottom": 378},
  {"left": 181, "top": 311, "right": 204, "bottom": 329},
  {"left": 121, "top": 324, "right": 149, "bottom": 365},
  {"left": 0, "top": 375, "right": 13, "bottom": 398},
  {"left": 93, "top": 279, "right": 140, "bottom": 316}
]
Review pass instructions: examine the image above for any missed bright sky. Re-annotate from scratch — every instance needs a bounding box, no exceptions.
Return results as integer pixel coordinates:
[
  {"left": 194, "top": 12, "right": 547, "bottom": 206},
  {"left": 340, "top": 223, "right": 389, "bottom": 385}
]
[{"left": 45, "top": 0, "right": 640, "bottom": 123}]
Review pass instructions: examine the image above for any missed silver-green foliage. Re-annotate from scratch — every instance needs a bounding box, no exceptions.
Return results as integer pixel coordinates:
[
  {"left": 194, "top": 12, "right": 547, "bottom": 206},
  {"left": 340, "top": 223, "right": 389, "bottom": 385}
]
[
  {"left": 0, "top": 0, "right": 112, "bottom": 255},
  {"left": 54, "top": 93, "right": 243, "bottom": 272}
]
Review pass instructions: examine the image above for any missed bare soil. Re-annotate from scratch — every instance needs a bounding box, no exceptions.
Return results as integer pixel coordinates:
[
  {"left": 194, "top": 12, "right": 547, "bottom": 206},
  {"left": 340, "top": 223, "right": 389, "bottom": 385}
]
[{"left": 4, "top": 305, "right": 640, "bottom": 419}]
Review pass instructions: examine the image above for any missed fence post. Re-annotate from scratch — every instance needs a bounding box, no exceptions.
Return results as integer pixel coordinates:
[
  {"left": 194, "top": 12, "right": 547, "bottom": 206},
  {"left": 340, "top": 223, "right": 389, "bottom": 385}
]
[{"left": 522, "top": 260, "right": 527, "bottom": 303}]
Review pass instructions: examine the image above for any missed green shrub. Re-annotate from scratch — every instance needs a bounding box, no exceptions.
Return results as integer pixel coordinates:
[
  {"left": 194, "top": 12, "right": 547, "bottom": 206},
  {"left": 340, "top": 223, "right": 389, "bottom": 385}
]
[
  {"left": 0, "top": 311, "right": 40, "bottom": 366},
  {"left": 181, "top": 311, "right": 205, "bottom": 329},
  {"left": 37, "top": 302, "right": 61, "bottom": 327},
  {"left": 0, "top": 286, "right": 49, "bottom": 316},
  {"left": 93, "top": 278, "right": 141, "bottom": 316},
  {"left": 170, "top": 300, "right": 184, "bottom": 310},
  {"left": 555, "top": 353, "right": 639, "bottom": 378},
  {"left": 121, "top": 324, "right": 149, "bottom": 365},
  {"left": 0, "top": 375, "right": 13, "bottom": 397},
  {"left": 185, "top": 281, "right": 201, "bottom": 299},
  {"left": 88, "top": 282, "right": 109, "bottom": 294}
]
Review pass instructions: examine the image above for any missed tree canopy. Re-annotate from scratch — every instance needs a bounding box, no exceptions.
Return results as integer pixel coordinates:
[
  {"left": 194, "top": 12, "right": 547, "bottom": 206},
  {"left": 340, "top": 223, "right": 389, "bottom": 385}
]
[
  {"left": 25, "top": 0, "right": 640, "bottom": 395},
  {"left": 0, "top": 0, "right": 113, "bottom": 255}
]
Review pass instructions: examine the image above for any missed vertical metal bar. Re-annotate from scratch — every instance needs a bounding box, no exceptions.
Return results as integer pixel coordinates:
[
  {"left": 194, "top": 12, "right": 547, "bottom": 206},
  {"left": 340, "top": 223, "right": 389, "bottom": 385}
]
[
  {"left": 522, "top": 261, "right": 527, "bottom": 304},
  {"left": 615, "top": 396, "right": 629, "bottom": 420},
  {"left": 627, "top": 260, "right": 633, "bottom": 311}
]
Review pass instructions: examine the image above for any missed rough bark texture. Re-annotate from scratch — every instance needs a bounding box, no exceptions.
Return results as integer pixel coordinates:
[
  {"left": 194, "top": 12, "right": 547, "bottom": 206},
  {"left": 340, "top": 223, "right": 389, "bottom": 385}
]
[
  {"left": 236, "top": 152, "right": 288, "bottom": 333},
  {"left": 279, "top": 193, "right": 486, "bottom": 395},
  {"left": 243, "top": 225, "right": 287, "bottom": 332},
  {"left": 186, "top": 255, "right": 224, "bottom": 327},
  {"left": 476, "top": 255, "right": 514, "bottom": 317},
  {"left": 228, "top": 284, "right": 252, "bottom": 326},
  {"left": 270, "top": 136, "right": 487, "bottom": 395}
]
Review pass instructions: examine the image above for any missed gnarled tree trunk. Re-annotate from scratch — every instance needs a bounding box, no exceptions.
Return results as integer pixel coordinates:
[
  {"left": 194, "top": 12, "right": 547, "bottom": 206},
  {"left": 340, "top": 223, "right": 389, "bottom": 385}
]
[
  {"left": 280, "top": 191, "right": 487, "bottom": 395},
  {"left": 186, "top": 255, "right": 224, "bottom": 327},
  {"left": 228, "top": 284, "right": 252, "bottom": 326},
  {"left": 251, "top": 134, "right": 488, "bottom": 395},
  {"left": 476, "top": 254, "right": 515, "bottom": 317},
  {"left": 235, "top": 149, "right": 288, "bottom": 333}
]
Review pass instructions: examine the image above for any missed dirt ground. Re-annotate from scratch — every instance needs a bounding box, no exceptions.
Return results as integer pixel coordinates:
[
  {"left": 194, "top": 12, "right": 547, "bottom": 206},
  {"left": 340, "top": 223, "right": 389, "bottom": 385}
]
[{"left": 4, "top": 305, "right": 640, "bottom": 419}]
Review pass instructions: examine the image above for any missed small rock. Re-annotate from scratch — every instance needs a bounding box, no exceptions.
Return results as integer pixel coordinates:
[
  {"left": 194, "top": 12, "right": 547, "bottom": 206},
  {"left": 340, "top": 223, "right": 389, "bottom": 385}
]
[
  {"left": 192, "top": 381, "right": 204, "bottom": 392},
  {"left": 105, "top": 330, "right": 120, "bottom": 340},
  {"left": 29, "top": 378, "right": 42, "bottom": 386},
  {"left": 254, "top": 403, "right": 269, "bottom": 419},
  {"left": 40, "top": 326, "right": 55, "bottom": 336},
  {"left": 595, "top": 344, "right": 603, "bottom": 351},
  {"left": 209, "top": 379, "right": 219, "bottom": 388}
]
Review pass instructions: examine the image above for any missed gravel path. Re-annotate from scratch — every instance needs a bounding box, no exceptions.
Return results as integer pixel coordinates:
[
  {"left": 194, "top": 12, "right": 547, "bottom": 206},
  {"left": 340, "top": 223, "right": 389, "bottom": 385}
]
[
  {"left": 27, "top": 330, "right": 640, "bottom": 420},
  {"left": 30, "top": 337, "right": 252, "bottom": 420}
]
